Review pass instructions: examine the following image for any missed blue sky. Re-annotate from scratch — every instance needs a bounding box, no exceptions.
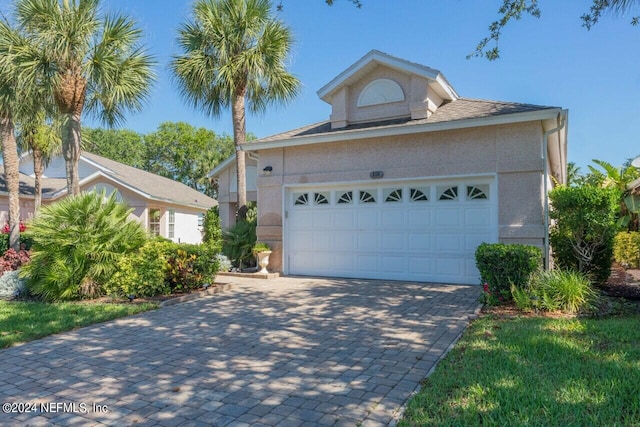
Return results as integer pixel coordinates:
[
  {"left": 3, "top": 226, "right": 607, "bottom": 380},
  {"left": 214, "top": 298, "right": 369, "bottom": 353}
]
[{"left": 8, "top": 0, "right": 640, "bottom": 170}]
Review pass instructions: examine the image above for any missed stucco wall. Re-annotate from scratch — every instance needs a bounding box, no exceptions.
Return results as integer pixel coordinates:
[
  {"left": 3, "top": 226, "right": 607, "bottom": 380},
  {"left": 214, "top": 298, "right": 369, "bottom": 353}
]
[
  {"left": 215, "top": 156, "right": 258, "bottom": 229},
  {"left": 255, "top": 121, "right": 546, "bottom": 272}
]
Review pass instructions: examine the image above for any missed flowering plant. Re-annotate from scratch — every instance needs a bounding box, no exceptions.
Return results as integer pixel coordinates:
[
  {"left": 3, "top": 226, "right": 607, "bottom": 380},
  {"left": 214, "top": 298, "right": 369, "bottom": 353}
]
[
  {"left": 2, "top": 222, "right": 26, "bottom": 233},
  {"left": 481, "top": 282, "right": 510, "bottom": 306}
]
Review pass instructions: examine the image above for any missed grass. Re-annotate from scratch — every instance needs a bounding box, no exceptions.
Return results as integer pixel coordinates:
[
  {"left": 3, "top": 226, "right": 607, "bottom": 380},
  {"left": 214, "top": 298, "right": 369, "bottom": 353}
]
[
  {"left": 0, "top": 300, "right": 157, "bottom": 348},
  {"left": 399, "top": 313, "right": 640, "bottom": 427}
]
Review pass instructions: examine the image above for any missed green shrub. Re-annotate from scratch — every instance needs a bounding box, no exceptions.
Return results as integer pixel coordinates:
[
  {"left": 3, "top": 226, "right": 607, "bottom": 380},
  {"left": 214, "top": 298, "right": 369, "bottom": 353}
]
[
  {"left": 202, "top": 206, "right": 223, "bottom": 249},
  {"left": 549, "top": 186, "right": 618, "bottom": 284},
  {"left": 21, "top": 192, "right": 147, "bottom": 301},
  {"left": 104, "top": 241, "right": 169, "bottom": 298},
  {"left": 252, "top": 242, "right": 271, "bottom": 255},
  {"left": 223, "top": 219, "right": 257, "bottom": 269},
  {"left": 514, "top": 269, "right": 597, "bottom": 314},
  {"left": 163, "top": 242, "right": 219, "bottom": 292},
  {"left": 0, "top": 233, "right": 34, "bottom": 252},
  {"left": 475, "top": 243, "right": 542, "bottom": 303},
  {"left": 613, "top": 231, "right": 640, "bottom": 268}
]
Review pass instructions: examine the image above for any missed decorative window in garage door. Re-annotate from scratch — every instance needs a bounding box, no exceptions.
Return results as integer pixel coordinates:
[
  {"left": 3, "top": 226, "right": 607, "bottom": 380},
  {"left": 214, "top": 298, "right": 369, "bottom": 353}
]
[
  {"left": 314, "top": 192, "right": 330, "bottom": 205},
  {"left": 337, "top": 191, "right": 353, "bottom": 204},
  {"left": 384, "top": 188, "right": 402, "bottom": 202},
  {"left": 409, "top": 187, "right": 429, "bottom": 202},
  {"left": 466, "top": 185, "right": 489, "bottom": 200},
  {"left": 438, "top": 186, "right": 458, "bottom": 201},
  {"left": 359, "top": 190, "right": 376, "bottom": 204},
  {"left": 294, "top": 193, "right": 309, "bottom": 206}
]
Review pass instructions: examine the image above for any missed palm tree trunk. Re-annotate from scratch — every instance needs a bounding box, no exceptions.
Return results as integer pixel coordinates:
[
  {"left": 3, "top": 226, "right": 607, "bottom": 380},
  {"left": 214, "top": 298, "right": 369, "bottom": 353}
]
[
  {"left": 61, "top": 112, "right": 81, "bottom": 195},
  {"left": 232, "top": 91, "right": 247, "bottom": 221},
  {"left": 0, "top": 113, "right": 21, "bottom": 250},
  {"left": 33, "top": 148, "right": 44, "bottom": 211}
]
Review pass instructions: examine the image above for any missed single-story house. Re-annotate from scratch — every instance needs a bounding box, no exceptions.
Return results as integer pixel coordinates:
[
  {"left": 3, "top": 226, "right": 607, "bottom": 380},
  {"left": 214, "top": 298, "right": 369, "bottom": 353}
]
[
  {"left": 208, "top": 152, "right": 258, "bottom": 229},
  {"left": 0, "top": 151, "right": 216, "bottom": 244},
  {"left": 237, "top": 50, "right": 568, "bottom": 285}
]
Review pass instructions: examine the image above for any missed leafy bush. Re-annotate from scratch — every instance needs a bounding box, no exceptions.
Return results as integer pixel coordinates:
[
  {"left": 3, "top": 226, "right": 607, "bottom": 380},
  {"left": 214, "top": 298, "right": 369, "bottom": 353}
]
[
  {"left": 0, "top": 249, "right": 30, "bottom": 273},
  {"left": 549, "top": 186, "right": 618, "bottom": 284},
  {"left": 21, "top": 192, "right": 148, "bottom": 301},
  {"left": 252, "top": 242, "right": 271, "bottom": 254},
  {"left": 475, "top": 243, "right": 542, "bottom": 303},
  {"left": 511, "top": 269, "right": 597, "bottom": 314},
  {"left": 0, "top": 232, "right": 34, "bottom": 252},
  {"left": 613, "top": 231, "right": 640, "bottom": 268},
  {"left": 104, "top": 241, "right": 169, "bottom": 298},
  {"left": 164, "top": 243, "right": 219, "bottom": 292},
  {"left": 223, "top": 219, "right": 257, "bottom": 269},
  {"left": 202, "top": 206, "right": 223, "bottom": 248},
  {"left": 0, "top": 271, "right": 26, "bottom": 300}
]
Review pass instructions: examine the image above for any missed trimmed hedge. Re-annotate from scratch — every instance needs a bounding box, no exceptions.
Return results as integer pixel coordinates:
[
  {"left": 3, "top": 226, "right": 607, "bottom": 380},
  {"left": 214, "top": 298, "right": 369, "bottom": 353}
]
[{"left": 475, "top": 243, "right": 542, "bottom": 303}]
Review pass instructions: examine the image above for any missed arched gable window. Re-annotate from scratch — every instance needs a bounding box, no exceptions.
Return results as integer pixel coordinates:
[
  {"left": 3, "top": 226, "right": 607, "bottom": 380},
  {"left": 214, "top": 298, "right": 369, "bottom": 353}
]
[{"left": 357, "top": 79, "right": 405, "bottom": 107}]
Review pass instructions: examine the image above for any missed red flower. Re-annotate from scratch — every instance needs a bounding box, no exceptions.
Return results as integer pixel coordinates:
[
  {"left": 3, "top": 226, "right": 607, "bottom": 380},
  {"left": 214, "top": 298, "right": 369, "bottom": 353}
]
[
  {"left": 483, "top": 283, "right": 490, "bottom": 293},
  {"left": 2, "top": 224, "right": 8, "bottom": 234}
]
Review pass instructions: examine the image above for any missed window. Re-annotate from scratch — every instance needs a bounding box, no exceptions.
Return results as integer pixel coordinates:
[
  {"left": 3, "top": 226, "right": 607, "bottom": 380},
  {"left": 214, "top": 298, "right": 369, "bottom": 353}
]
[
  {"left": 384, "top": 189, "right": 403, "bottom": 203},
  {"left": 149, "top": 208, "right": 161, "bottom": 237},
  {"left": 438, "top": 186, "right": 458, "bottom": 201},
  {"left": 168, "top": 209, "right": 175, "bottom": 239},
  {"left": 198, "top": 212, "right": 204, "bottom": 227},
  {"left": 409, "top": 188, "right": 429, "bottom": 202},
  {"left": 359, "top": 190, "right": 376, "bottom": 204},
  {"left": 294, "top": 193, "right": 309, "bottom": 206},
  {"left": 314, "top": 192, "right": 330, "bottom": 205},
  {"left": 337, "top": 191, "right": 353, "bottom": 204},
  {"left": 466, "top": 185, "right": 489, "bottom": 200}
]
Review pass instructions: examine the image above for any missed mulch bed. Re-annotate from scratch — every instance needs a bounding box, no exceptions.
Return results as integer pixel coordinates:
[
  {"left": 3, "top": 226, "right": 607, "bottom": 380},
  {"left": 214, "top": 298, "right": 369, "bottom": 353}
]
[{"left": 600, "top": 263, "right": 640, "bottom": 300}]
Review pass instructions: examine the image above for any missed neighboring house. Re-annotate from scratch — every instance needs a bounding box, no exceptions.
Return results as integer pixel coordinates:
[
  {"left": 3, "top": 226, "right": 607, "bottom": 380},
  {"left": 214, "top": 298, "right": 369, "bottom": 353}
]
[
  {"left": 0, "top": 151, "right": 216, "bottom": 244},
  {"left": 240, "top": 50, "right": 568, "bottom": 285},
  {"left": 209, "top": 152, "right": 258, "bottom": 229}
]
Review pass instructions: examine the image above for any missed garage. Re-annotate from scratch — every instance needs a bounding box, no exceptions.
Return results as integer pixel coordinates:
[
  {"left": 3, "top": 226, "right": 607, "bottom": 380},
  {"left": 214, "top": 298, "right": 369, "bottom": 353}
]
[{"left": 284, "top": 177, "right": 498, "bottom": 284}]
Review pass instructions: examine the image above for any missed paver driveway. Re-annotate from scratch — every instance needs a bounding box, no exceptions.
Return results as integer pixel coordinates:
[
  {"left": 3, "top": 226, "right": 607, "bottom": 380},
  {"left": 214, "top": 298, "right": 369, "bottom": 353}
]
[{"left": 0, "top": 276, "right": 481, "bottom": 426}]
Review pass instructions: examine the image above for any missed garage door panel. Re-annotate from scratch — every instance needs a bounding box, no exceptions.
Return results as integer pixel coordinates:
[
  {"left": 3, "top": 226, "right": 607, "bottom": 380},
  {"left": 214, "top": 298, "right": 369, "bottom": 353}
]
[
  {"left": 313, "top": 232, "right": 332, "bottom": 250},
  {"left": 358, "top": 255, "right": 379, "bottom": 273},
  {"left": 465, "top": 233, "right": 492, "bottom": 251},
  {"left": 382, "top": 233, "right": 405, "bottom": 251},
  {"left": 382, "top": 256, "right": 408, "bottom": 274},
  {"left": 312, "top": 211, "right": 333, "bottom": 228},
  {"left": 290, "top": 231, "right": 313, "bottom": 251},
  {"left": 333, "top": 211, "right": 356, "bottom": 228},
  {"left": 435, "top": 208, "right": 462, "bottom": 226},
  {"left": 382, "top": 210, "right": 405, "bottom": 227},
  {"left": 335, "top": 231, "right": 357, "bottom": 251},
  {"left": 357, "top": 210, "right": 379, "bottom": 228},
  {"left": 465, "top": 207, "right": 492, "bottom": 226},
  {"left": 436, "top": 234, "right": 464, "bottom": 251},
  {"left": 291, "top": 211, "right": 313, "bottom": 229},
  {"left": 333, "top": 253, "right": 356, "bottom": 272},
  {"left": 358, "top": 232, "right": 378, "bottom": 250},
  {"left": 408, "top": 257, "right": 435, "bottom": 274},
  {"left": 409, "top": 233, "right": 432, "bottom": 250},
  {"left": 436, "top": 256, "right": 465, "bottom": 276},
  {"left": 408, "top": 209, "right": 431, "bottom": 226}
]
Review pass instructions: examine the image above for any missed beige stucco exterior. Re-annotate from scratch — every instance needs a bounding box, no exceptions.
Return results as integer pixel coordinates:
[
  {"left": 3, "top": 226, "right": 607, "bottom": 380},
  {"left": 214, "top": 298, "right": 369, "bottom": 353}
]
[
  {"left": 213, "top": 155, "right": 258, "bottom": 229},
  {"left": 255, "top": 121, "right": 552, "bottom": 272}
]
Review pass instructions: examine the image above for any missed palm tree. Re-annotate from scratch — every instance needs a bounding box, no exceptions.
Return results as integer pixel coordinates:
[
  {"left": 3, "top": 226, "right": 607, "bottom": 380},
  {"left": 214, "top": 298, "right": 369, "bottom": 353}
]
[
  {"left": 18, "top": 117, "right": 62, "bottom": 211},
  {"left": 171, "top": 0, "right": 299, "bottom": 220},
  {"left": 589, "top": 158, "right": 640, "bottom": 230},
  {"left": 14, "top": 0, "right": 155, "bottom": 195},
  {"left": 0, "top": 18, "right": 27, "bottom": 250}
]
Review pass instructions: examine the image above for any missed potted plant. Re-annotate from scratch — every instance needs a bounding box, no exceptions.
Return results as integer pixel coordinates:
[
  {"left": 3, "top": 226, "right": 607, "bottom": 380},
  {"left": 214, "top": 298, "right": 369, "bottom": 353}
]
[{"left": 252, "top": 242, "right": 272, "bottom": 274}]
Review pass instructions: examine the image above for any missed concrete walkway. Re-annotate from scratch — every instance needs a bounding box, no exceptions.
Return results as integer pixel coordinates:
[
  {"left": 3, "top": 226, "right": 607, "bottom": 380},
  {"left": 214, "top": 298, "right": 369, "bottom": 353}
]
[{"left": 0, "top": 276, "right": 481, "bottom": 426}]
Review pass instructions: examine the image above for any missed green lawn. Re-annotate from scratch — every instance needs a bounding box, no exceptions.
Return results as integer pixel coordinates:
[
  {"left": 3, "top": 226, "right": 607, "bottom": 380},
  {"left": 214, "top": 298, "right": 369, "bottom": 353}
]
[
  {"left": 400, "top": 314, "right": 640, "bottom": 427},
  {"left": 0, "top": 300, "right": 157, "bottom": 348}
]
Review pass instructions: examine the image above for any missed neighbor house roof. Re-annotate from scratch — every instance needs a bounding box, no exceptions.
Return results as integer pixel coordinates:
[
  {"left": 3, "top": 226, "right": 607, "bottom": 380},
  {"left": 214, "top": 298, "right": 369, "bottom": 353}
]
[
  {"left": 241, "top": 97, "right": 563, "bottom": 151},
  {"left": 3, "top": 152, "right": 216, "bottom": 210}
]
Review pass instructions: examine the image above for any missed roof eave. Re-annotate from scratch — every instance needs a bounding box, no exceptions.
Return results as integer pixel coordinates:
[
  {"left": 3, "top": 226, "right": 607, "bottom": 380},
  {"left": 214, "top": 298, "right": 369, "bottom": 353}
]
[{"left": 241, "top": 108, "right": 564, "bottom": 152}]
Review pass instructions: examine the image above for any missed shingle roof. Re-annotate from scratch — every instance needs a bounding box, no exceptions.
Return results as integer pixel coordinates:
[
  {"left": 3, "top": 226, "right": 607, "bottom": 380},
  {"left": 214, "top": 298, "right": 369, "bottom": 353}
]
[
  {"left": 80, "top": 152, "right": 217, "bottom": 209},
  {"left": 3, "top": 153, "right": 216, "bottom": 210},
  {"left": 249, "top": 98, "right": 559, "bottom": 144}
]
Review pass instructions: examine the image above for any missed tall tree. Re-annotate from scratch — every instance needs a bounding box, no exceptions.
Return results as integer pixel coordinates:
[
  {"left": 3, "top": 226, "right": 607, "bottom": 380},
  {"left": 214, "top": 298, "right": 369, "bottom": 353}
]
[
  {"left": 0, "top": 18, "right": 27, "bottom": 250},
  {"left": 171, "top": 0, "right": 299, "bottom": 220},
  {"left": 83, "top": 127, "right": 146, "bottom": 169},
  {"left": 14, "top": 0, "right": 155, "bottom": 195},
  {"left": 589, "top": 158, "right": 640, "bottom": 231},
  {"left": 18, "top": 118, "right": 62, "bottom": 211}
]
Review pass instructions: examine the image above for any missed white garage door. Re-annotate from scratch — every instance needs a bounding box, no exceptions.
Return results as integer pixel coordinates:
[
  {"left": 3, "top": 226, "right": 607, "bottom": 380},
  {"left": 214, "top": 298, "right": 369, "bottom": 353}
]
[{"left": 284, "top": 177, "right": 497, "bottom": 284}]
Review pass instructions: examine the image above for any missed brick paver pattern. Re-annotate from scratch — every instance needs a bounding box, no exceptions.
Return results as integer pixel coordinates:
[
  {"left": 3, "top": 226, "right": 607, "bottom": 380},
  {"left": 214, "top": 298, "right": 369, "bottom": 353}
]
[{"left": 0, "top": 276, "right": 481, "bottom": 426}]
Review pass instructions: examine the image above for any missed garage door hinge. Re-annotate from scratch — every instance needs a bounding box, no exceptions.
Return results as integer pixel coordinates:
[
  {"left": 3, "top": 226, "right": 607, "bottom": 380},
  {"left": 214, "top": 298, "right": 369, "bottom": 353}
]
[{"left": 285, "top": 210, "right": 288, "bottom": 219}]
